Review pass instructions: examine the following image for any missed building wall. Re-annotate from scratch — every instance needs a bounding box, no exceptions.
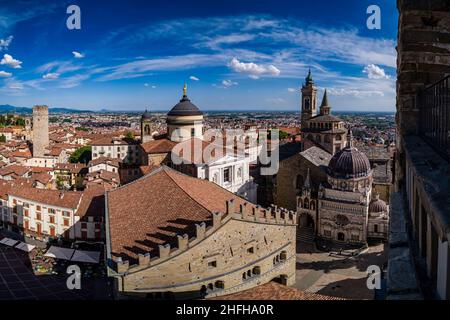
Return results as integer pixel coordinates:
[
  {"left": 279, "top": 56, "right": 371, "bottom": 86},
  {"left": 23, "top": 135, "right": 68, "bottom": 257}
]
[
  {"left": 89, "top": 163, "right": 118, "bottom": 173},
  {"left": 167, "top": 115, "right": 203, "bottom": 142},
  {"left": 395, "top": 0, "right": 450, "bottom": 191},
  {"left": 392, "top": 0, "right": 450, "bottom": 299},
  {"left": 26, "top": 157, "right": 56, "bottom": 168},
  {"left": 92, "top": 144, "right": 139, "bottom": 164},
  {"left": 0, "top": 195, "right": 102, "bottom": 242},
  {"left": 276, "top": 153, "right": 327, "bottom": 211},
  {"left": 113, "top": 216, "right": 296, "bottom": 298}
]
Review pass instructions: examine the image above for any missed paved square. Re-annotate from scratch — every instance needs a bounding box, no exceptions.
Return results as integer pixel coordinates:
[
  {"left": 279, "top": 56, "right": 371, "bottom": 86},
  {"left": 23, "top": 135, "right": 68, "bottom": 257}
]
[{"left": 294, "top": 242, "right": 387, "bottom": 300}]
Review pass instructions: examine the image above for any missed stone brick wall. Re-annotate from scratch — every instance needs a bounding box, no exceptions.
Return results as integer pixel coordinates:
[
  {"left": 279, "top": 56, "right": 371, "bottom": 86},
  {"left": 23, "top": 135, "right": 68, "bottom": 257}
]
[
  {"left": 113, "top": 215, "right": 296, "bottom": 298},
  {"left": 276, "top": 153, "right": 328, "bottom": 211},
  {"left": 396, "top": 0, "right": 450, "bottom": 190}
]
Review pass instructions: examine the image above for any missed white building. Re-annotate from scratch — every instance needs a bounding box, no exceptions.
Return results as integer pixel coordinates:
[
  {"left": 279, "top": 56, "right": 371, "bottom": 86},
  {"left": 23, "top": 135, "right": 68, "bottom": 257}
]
[
  {"left": 0, "top": 182, "right": 104, "bottom": 242},
  {"left": 91, "top": 137, "right": 140, "bottom": 164},
  {"left": 163, "top": 85, "right": 258, "bottom": 203}
]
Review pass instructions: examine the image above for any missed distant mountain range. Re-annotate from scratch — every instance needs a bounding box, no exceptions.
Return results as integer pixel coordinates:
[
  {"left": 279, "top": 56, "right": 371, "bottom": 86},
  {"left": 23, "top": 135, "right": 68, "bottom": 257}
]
[{"left": 0, "top": 104, "right": 93, "bottom": 114}]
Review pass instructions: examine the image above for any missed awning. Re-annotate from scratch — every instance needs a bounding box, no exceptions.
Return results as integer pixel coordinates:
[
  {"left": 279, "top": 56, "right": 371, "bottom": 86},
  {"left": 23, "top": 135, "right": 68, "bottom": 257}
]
[
  {"left": 44, "top": 246, "right": 75, "bottom": 260},
  {"left": 2, "top": 238, "right": 19, "bottom": 247},
  {"left": 71, "top": 250, "right": 100, "bottom": 264},
  {"left": 15, "top": 242, "right": 36, "bottom": 252}
]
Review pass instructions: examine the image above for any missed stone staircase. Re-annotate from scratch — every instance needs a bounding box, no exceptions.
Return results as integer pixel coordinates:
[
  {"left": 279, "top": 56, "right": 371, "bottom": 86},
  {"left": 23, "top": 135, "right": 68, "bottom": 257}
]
[{"left": 297, "top": 227, "right": 315, "bottom": 243}]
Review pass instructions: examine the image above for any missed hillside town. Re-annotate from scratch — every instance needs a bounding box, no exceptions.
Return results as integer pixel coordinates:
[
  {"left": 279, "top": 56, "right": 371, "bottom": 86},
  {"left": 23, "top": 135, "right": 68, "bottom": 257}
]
[{"left": 0, "top": 74, "right": 397, "bottom": 300}]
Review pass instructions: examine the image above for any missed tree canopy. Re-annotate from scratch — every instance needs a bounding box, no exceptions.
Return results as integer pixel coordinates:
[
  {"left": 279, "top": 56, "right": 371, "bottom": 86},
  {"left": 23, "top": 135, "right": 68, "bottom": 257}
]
[{"left": 69, "top": 146, "right": 92, "bottom": 164}]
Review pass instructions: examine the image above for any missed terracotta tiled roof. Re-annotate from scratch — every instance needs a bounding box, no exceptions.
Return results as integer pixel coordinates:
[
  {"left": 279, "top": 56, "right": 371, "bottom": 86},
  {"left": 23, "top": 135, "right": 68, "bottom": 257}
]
[
  {"left": 31, "top": 173, "right": 52, "bottom": 184},
  {"left": 88, "top": 157, "right": 121, "bottom": 168},
  {"left": 141, "top": 138, "right": 177, "bottom": 154},
  {"left": 54, "top": 163, "right": 87, "bottom": 174},
  {"left": 86, "top": 170, "right": 120, "bottom": 184},
  {"left": 8, "top": 187, "right": 82, "bottom": 209},
  {"left": 0, "top": 165, "right": 30, "bottom": 177},
  {"left": 211, "top": 282, "right": 345, "bottom": 300},
  {"left": 91, "top": 137, "right": 138, "bottom": 146},
  {"left": 11, "top": 150, "right": 32, "bottom": 158},
  {"left": 106, "top": 166, "right": 249, "bottom": 263},
  {"left": 76, "top": 184, "right": 106, "bottom": 219},
  {"left": 172, "top": 137, "right": 242, "bottom": 165}
]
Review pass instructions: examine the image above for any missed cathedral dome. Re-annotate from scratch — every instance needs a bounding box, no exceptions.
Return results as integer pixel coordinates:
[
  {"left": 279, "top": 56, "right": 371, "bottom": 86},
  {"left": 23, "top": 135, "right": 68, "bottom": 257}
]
[
  {"left": 167, "top": 84, "right": 203, "bottom": 117},
  {"left": 141, "top": 110, "right": 152, "bottom": 120},
  {"left": 369, "top": 194, "right": 388, "bottom": 213},
  {"left": 327, "top": 145, "right": 371, "bottom": 179}
]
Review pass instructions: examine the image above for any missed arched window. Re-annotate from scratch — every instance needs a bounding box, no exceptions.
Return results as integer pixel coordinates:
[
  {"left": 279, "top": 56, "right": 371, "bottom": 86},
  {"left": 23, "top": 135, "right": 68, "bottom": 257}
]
[
  {"left": 215, "top": 281, "right": 224, "bottom": 289},
  {"left": 304, "top": 98, "right": 310, "bottom": 110},
  {"left": 310, "top": 201, "right": 315, "bottom": 210},
  {"left": 298, "top": 198, "right": 303, "bottom": 208},
  {"left": 144, "top": 124, "right": 150, "bottom": 135},
  {"left": 304, "top": 198, "right": 310, "bottom": 209},
  {"left": 252, "top": 266, "right": 261, "bottom": 275},
  {"left": 336, "top": 134, "right": 342, "bottom": 141}
]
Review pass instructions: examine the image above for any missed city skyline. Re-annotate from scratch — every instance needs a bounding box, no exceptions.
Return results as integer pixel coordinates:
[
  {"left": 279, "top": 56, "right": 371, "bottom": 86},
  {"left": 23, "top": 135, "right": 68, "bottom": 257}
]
[{"left": 0, "top": 0, "right": 397, "bottom": 111}]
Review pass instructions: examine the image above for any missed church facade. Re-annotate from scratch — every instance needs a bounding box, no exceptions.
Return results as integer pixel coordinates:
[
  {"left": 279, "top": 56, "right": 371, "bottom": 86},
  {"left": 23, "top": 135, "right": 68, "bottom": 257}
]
[
  {"left": 277, "top": 70, "right": 390, "bottom": 245},
  {"left": 297, "top": 137, "right": 390, "bottom": 245}
]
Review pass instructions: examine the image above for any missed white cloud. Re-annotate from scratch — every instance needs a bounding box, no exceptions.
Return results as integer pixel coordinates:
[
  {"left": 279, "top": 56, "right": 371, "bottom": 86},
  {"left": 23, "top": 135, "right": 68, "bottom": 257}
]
[
  {"left": 0, "top": 36, "right": 13, "bottom": 51},
  {"left": 97, "top": 54, "right": 223, "bottom": 81},
  {"left": 42, "top": 72, "right": 60, "bottom": 79},
  {"left": 0, "top": 71, "right": 12, "bottom": 77},
  {"left": 229, "top": 57, "right": 280, "bottom": 79},
  {"left": 144, "top": 83, "right": 156, "bottom": 88},
  {"left": 287, "top": 88, "right": 297, "bottom": 93},
  {"left": 190, "top": 76, "right": 200, "bottom": 81},
  {"left": 363, "top": 64, "right": 390, "bottom": 79},
  {"left": 327, "top": 87, "right": 385, "bottom": 97},
  {"left": 37, "top": 60, "right": 83, "bottom": 74},
  {"left": 1, "top": 54, "right": 22, "bottom": 69},
  {"left": 59, "top": 74, "right": 90, "bottom": 89},
  {"left": 222, "top": 80, "right": 238, "bottom": 87},
  {"left": 72, "top": 51, "right": 85, "bottom": 59},
  {"left": 267, "top": 97, "right": 286, "bottom": 105}
]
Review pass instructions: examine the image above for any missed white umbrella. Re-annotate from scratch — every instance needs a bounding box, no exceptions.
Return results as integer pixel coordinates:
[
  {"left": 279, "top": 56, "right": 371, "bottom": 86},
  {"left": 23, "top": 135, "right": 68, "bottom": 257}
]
[
  {"left": 4, "top": 239, "right": 18, "bottom": 247},
  {"left": 15, "top": 242, "right": 36, "bottom": 252},
  {"left": 44, "top": 246, "right": 75, "bottom": 260},
  {"left": 71, "top": 250, "right": 100, "bottom": 263}
]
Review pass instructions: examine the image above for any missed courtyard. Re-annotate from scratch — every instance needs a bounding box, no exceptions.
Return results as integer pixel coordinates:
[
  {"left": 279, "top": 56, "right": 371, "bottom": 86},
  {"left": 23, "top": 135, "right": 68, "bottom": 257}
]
[{"left": 294, "top": 242, "right": 387, "bottom": 300}]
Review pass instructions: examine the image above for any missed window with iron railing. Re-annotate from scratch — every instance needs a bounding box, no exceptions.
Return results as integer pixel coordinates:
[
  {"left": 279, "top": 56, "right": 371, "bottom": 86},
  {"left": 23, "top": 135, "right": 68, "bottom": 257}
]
[{"left": 418, "top": 75, "right": 450, "bottom": 160}]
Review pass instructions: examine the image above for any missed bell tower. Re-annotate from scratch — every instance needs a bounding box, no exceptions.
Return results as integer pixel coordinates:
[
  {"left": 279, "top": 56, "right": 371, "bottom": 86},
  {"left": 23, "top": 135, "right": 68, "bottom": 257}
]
[
  {"left": 141, "top": 109, "right": 154, "bottom": 143},
  {"left": 301, "top": 69, "right": 318, "bottom": 129}
]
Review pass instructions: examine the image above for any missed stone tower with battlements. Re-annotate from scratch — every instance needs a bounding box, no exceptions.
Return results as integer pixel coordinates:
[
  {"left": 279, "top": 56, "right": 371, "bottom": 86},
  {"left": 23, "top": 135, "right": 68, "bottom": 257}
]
[{"left": 32, "top": 105, "right": 49, "bottom": 157}]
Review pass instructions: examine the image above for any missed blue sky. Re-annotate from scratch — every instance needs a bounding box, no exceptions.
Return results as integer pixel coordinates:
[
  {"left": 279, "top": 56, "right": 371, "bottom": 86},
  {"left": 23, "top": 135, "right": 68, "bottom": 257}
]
[{"left": 0, "top": 0, "right": 398, "bottom": 111}]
